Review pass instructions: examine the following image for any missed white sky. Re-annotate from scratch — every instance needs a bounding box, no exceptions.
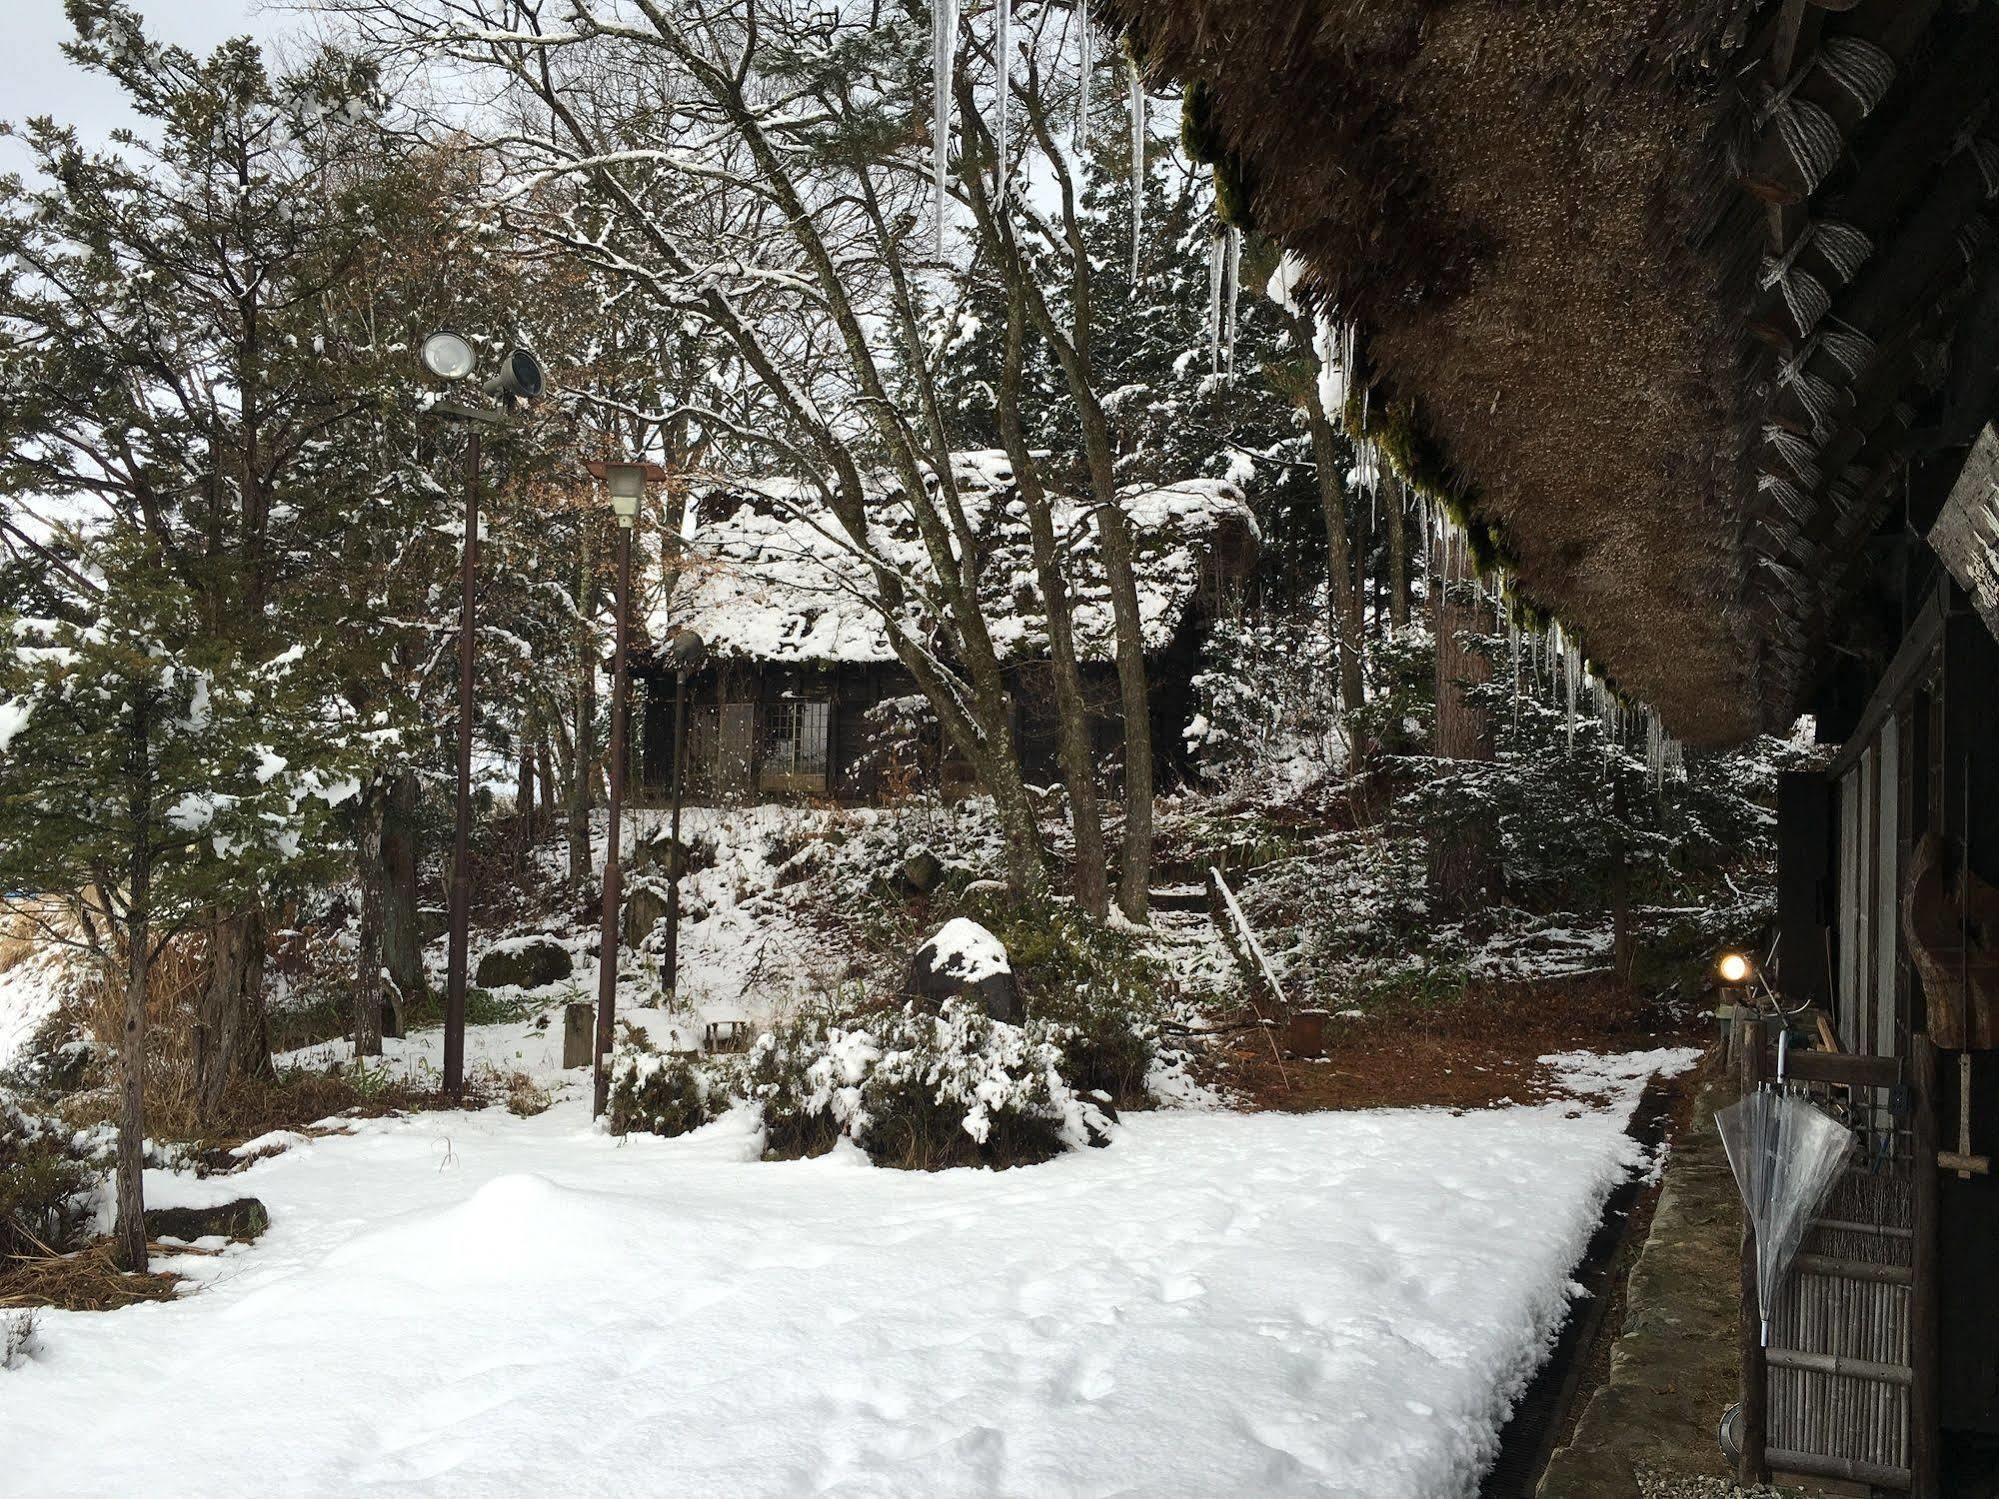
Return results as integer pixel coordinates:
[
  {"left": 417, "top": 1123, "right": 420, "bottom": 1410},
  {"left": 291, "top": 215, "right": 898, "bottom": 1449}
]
[{"left": 2, "top": 0, "right": 283, "bottom": 154}]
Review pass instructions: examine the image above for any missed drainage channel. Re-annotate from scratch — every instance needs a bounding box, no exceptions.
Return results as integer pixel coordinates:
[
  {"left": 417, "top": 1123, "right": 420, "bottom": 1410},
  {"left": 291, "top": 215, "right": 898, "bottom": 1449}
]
[{"left": 1478, "top": 1077, "right": 1681, "bottom": 1499}]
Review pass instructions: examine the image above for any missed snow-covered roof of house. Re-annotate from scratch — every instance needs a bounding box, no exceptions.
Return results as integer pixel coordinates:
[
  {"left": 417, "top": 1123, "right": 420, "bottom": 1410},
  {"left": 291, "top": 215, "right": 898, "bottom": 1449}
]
[{"left": 648, "top": 452, "right": 1256, "bottom": 669}]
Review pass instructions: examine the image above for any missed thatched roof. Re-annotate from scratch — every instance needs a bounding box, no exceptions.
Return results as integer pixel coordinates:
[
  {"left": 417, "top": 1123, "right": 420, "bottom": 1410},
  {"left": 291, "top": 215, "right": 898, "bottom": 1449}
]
[
  {"left": 649, "top": 452, "right": 1256, "bottom": 669},
  {"left": 1105, "top": 0, "right": 1999, "bottom": 745}
]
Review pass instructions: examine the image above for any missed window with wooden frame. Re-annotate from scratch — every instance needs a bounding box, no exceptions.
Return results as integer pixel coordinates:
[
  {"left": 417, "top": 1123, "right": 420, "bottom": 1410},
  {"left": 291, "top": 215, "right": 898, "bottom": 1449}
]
[{"left": 761, "top": 700, "right": 831, "bottom": 791}]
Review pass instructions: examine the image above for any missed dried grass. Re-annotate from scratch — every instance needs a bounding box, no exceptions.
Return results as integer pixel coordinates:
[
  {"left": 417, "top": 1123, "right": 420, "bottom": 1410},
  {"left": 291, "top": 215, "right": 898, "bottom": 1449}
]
[{"left": 0, "top": 1240, "right": 182, "bottom": 1312}]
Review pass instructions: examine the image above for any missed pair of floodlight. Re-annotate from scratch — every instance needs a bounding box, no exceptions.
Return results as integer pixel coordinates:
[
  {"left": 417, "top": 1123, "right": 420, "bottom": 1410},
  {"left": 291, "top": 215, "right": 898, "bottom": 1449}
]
[{"left": 421, "top": 331, "right": 545, "bottom": 407}]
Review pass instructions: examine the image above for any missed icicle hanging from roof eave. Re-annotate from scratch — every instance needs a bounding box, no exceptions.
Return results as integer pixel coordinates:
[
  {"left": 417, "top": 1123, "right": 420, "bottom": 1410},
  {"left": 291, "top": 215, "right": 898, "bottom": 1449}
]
[
  {"left": 1128, "top": 55, "right": 1145, "bottom": 285},
  {"left": 995, "top": 0, "right": 1012, "bottom": 201},
  {"left": 1215, "top": 228, "right": 1231, "bottom": 383},
  {"left": 934, "top": 0, "right": 958, "bottom": 254},
  {"left": 1206, "top": 228, "right": 1226, "bottom": 373},
  {"left": 1073, "top": 0, "right": 1093, "bottom": 150}
]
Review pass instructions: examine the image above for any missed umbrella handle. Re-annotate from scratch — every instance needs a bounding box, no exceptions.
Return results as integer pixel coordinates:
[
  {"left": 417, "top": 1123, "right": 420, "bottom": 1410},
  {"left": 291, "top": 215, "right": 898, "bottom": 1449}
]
[{"left": 1776, "top": 1023, "right": 1790, "bottom": 1086}]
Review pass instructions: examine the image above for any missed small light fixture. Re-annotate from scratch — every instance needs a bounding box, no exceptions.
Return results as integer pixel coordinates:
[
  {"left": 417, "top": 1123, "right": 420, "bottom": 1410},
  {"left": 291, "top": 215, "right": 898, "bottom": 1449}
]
[
  {"left": 604, "top": 463, "right": 646, "bottom": 528},
  {"left": 483, "top": 347, "right": 545, "bottom": 405},
  {"left": 421, "top": 331, "right": 476, "bottom": 381},
  {"left": 666, "top": 628, "right": 707, "bottom": 675},
  {"left": 1717, "top": 951, "right": 1753, "bottom": 986}
]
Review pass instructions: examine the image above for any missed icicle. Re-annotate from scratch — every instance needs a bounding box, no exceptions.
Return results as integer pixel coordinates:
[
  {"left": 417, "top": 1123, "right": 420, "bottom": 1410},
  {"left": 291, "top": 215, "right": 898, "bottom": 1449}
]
[
  {"left": 1073, "top": 0, "right": 1093, "bottom": 151},
  {"left": 1564, "top": 640, "right": 1580, "bottom": 751},
  {"left": 995, "top": 0, "right": 1011, "bottom": 201},
  {"left": 934, "top": 0, "right": 957, "bottom": 253},
  {"left": 1215, "top": 228, "right": 1231, "bottom": 383},
  {"left": 1206, "top": 228, "right": 1226, "bottom": 372},
  {"left": 1128, "top": 55, "right": 1145, "bottom": 284},
  {"left": 1646, "top": 709, "right": 1665, "bottom": 788},
  {"left": 1509, "top": 618, "right": 1522, "bottom": 732}
]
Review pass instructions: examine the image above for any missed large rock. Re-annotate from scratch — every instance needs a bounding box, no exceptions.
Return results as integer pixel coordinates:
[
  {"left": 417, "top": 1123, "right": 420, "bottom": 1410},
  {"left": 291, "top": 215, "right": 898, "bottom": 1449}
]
[
  {"left": 902, "top": 849, "right": 945, "bottom": 894},
  {"left": 144, "top": 1197, "right": 268, "bottom": 1243},
  {"left": 623, "top": 882, "right": 670, "bottom": 949},
  {"left": 633, "top": 831, "right": 710, "bottom": 879},
  {"left": 906, "top": 918, "right": 1019, "bottom": 1023},
  {"left": 474, "top": 936, "right": 573, "bottom": 990}
]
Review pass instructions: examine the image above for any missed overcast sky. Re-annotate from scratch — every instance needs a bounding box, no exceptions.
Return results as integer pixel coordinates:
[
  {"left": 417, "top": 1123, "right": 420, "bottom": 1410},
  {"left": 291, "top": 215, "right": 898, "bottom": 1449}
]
[{"left": 3, "top": 0, "right": 285, "bottom": 152}]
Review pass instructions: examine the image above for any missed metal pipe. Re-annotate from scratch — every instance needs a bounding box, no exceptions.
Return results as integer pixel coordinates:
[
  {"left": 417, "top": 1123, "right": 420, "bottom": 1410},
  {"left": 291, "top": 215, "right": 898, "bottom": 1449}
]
[
  {"left": 442, "top": 427, "right": 479, "bottom": 1098},
  {"left": 664, "top": 666, "right": 689, "bottom": 996},
  {"left": 592, "top": 521, "right": 633, "bottom": 1118}
]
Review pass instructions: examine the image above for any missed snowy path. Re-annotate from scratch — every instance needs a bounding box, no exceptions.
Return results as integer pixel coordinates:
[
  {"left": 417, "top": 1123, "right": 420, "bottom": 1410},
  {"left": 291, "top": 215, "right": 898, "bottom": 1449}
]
[{"left": 5, "top": 1061, "right": 1689, "bottom": 1499}]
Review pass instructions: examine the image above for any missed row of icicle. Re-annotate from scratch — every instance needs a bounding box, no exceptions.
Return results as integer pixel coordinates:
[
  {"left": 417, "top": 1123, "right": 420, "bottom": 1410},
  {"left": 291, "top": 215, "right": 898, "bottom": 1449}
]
[
  {"left": 929, "top": 2, "right": 1247, "bottom": 372},
  {"left": 1420, "top": 495, "right": 1687, "bottom": 788},
  {"left": 926, "top": 3, "right": 1676, "bottom": 777}
]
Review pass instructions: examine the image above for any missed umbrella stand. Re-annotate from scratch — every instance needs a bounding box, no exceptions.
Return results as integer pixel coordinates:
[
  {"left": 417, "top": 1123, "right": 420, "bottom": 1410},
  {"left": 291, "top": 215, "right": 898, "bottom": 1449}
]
[{"left": 1716, "top": 1023, "right": 1855, "bottom": 1347}]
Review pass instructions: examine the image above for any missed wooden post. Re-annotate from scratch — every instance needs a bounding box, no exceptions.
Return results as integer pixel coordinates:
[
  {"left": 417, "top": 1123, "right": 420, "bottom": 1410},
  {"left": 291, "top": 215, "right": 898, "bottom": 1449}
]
[
  {"left": 1738, "top": 1020, "right": 1769, "bottom": 1486},
  {"left": 1910, "top": 1033, "right": 1941, "bottom": 1499},
  {"left": 562, "top": 1002, "right": 595, "bottom": 1072}
]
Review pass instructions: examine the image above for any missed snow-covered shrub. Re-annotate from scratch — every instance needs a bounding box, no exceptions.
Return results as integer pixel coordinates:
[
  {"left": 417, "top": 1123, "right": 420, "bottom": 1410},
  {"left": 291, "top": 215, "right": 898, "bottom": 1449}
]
[
  {"left": 0, "top": 1089, "right": 100, "bottom": 1259},
  {"left": 606, "top": 1047, "right": 722, "bottom": 1139},
  {"left": 1187, "top": 611, "right": 1347, "bottom": 794},
  {"left": 746, "top": 1000, "right": 1111, "bottom": 1170}
]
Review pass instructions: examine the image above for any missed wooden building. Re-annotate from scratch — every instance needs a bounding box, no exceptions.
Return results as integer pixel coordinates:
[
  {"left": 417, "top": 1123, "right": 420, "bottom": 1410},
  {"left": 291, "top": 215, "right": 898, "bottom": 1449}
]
[
  {"left": 1091, "top": 1, "right": 1999, "bottom": 1492},
  {"left": 629, "top": 451, "right": 1257, "bottom": 804}
]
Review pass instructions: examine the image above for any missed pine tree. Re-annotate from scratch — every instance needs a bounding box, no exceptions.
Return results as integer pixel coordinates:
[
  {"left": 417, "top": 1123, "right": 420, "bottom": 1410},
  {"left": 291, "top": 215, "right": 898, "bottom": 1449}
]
[{"left": 0, "top": 536, "right": 340, "bottom": 1268}]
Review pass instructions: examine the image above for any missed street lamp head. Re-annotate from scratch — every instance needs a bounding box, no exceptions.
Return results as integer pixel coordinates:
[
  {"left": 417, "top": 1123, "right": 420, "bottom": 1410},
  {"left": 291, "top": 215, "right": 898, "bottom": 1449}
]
[
  {"left": 604, "top": 462, "right": 646, "bottom": 527},
  {"left": 420, "top": 331, "right": 476, "bottom": 381},
  {"left": 667, "top": 628, "right": 707, "bottom": 676},
  {"left": 483, "top": 347, "right": 545, "bottom": 406}
]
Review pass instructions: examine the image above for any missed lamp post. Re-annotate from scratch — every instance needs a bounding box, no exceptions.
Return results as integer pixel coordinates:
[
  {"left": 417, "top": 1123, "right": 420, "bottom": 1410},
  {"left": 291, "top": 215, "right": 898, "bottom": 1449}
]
[
  {"left": 587, "top": 460, "right": 661, "bottom": 1118},
  {"left": 420, "top": 333, "right": 544, "bottom": 1099},
  {"left": 662, "top": 628, "right": 707, "bottom": 998}
]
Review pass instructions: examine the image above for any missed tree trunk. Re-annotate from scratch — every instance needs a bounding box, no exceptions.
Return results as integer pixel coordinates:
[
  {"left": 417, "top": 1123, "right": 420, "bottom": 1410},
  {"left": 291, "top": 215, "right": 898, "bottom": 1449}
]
[
  {"left": 195, "top": 904, "right": 271, "bottom": 1124},
  {"left": 1429, "top": 533, "right": 1497, "bottom": 912},
  {"left": 568, "top": 522, "right": 599, "bottom": 896},
  {"left": 352, "top": 781, "right": 386, "bottom": 1058},
  {"left": 536, "top": 733, "right": 557, "bottom": 828},
  {"left": 515, "top": 705, "right": 536, "bottom": 857},
  {"left": 1386, "top": 486, "right": 1411, "bottom": 629},
  {"left": 115, "top": 693, "right": 152, "bottom": 1274},
  {"left": 380, "top": 770, "right": 422, "bottom": 1015},
  {"left": 1305, "top": 395, "right": 1366, "bottom": 718},
  {"left": 1611, "top": 776, "right": 1635, "bottom": 987},
  {"left": 995, "top": 278, "right": 1109, "bottom": 919}
]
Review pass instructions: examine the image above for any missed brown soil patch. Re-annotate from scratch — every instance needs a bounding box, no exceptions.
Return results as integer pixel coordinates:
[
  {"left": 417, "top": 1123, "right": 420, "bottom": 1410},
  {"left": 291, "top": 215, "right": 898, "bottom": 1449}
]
[{"left": 1210, "top": 974, "right": 1699, "bottom": 1113}]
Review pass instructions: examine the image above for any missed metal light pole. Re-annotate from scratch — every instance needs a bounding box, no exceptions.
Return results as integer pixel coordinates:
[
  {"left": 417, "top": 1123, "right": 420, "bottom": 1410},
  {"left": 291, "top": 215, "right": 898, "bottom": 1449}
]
[
  {"left": 420, "top": 334, "right": 545, "bottom": 1098},
  {"left": 590, "top": 461, "right": 651, "bottom": 1118},
  {"left": 662, "top": 629, "right": 706, "bottom": 998},
  {"left": 442, "top": 424, "right": 479, "bottom": 1095}
]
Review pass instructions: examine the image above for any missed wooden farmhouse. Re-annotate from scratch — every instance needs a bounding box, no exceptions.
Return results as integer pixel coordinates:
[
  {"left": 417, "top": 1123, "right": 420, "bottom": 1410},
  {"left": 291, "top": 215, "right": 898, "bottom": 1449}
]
[
  {"left": 1089, "top": 0, "right": 1999, "bottom": 1493},
  {"left": 627, "top": 451, "right": 1257, "bottom": 805}
]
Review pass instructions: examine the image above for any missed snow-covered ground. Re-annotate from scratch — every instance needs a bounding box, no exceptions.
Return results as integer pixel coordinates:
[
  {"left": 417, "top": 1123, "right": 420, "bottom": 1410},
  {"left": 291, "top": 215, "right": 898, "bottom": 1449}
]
[{"left": 4, "top": 1050, "right": 1696, "bottom": 1499}]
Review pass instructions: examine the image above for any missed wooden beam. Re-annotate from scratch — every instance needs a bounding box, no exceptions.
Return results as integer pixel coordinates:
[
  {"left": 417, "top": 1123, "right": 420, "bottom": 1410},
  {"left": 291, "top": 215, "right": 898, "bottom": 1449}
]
[{"left": 1910, "top": 1034, "right": 1941, "bottom": 1499}]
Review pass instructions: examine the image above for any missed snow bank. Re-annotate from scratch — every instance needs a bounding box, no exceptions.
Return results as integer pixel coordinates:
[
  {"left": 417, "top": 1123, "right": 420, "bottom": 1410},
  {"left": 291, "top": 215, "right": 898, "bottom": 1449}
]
[{"left": 4, "top": 1058, "right": 1671, "bottom": 1498}]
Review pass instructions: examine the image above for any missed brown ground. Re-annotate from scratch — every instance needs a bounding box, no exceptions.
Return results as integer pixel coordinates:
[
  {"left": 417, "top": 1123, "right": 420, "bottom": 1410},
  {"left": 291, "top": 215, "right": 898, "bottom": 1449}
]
[{"left": 1208, "top": 973, "right": 1700, "bottom": 1113}]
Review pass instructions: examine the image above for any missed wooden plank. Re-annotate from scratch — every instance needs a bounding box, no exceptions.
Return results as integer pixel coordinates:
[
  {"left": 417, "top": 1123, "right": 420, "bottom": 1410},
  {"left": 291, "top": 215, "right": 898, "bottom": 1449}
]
[
  {"left": 1767, "top": 1446, "right": 1912, "bottom": 1490},
  {"left": 1740, "top": 1030, "right": 1770, "bottom": 1485},
  {"left": 1793, "top": 1252, "right": 1914, "bottom": 1287},
  {"left": 1767, "top": 1347, "right": 1913, "bottom": 1384},
  {"left": 1825, "top": 585, "right": 1946, "bottom": 783},
  {"left": 1910, "top": 1035, "right": 1941, "bottom": 1498},
  {"left": 1783, "top": 1049, "right": 1902, "bottom": 1088}
]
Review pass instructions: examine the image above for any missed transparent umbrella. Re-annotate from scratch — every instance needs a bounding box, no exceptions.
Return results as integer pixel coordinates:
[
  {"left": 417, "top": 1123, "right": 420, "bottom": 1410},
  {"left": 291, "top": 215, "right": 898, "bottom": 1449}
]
[{"left": 1716, "top": 1087, "right": 1854, "bottom": 1346}]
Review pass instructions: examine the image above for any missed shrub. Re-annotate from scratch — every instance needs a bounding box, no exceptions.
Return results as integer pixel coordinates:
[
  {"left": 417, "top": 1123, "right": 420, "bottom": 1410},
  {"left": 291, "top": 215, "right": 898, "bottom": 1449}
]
[
  {"left": 1031, "top": 979, "right": 1159, "bottom": 1112},
  {"left": 0, "top": 1089, "right": 101, "bottom": 1260},
  {"left": 606, "top": 1047, "right": 721, "bottom": 1139},
  {"left": 747, "top": 999, "right": 1112, "bottom": 1170}
]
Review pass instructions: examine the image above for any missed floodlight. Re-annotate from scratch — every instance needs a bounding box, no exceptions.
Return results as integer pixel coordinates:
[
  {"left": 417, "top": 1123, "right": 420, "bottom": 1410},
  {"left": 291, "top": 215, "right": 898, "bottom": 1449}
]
[{"left": 420, "top": 331, "right": 476, "bottom": 381}]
